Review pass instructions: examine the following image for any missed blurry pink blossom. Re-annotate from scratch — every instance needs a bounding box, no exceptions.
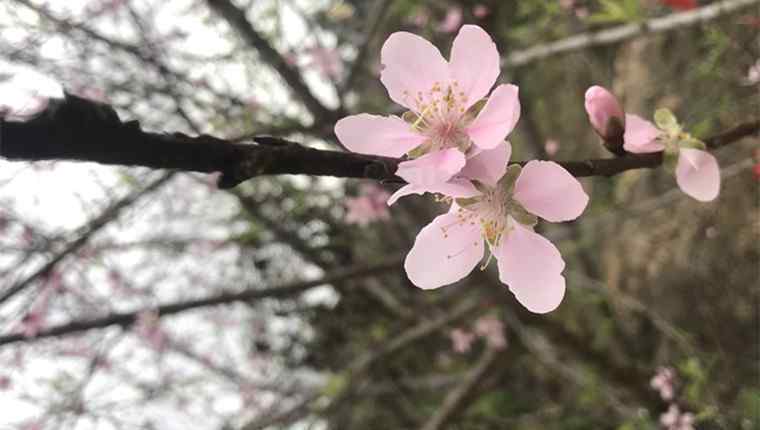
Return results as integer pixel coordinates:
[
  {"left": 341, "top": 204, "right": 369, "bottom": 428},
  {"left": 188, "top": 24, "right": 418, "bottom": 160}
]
[
  {"left": 660, "top": 405, "right": 695, "bottom": 430},
  {"left": 745, "top": 60, "right": 760, "bottom": 85},
  {"left": 473, "top": 315, "right": 507, "bottom": 349},
  {"left": 0, "top": 72, "right": 62, "bottom": 121},
  {"left": 304, "top": 46, "right": 343, "bottom": 80},
  {"left": 404, "top": 150, "right": 588, "bottom": 313},
  {"left": 345, "top": 184, "right": 391, "bottom": 225},
  {"left": 19, "top": 310, "right": 45, "bottom": 338},
  {"left": 650, "top": 366, "right": 676, "bottom": 401},
  {"left": 134, "top": 310, "right": 167, "bottom": 350},
  {"left": 438, "top": 7, "right": 463, "bottom": 33},
  {"left": 85, "top": 0, "right": 128, "bottom": 19},
  {"left": 336, "top": 26, "right": 520, "bottom": 204},
  {"left": 410, "top": 10, "right": 429, "bottom": 27},
  {"left": 585, "top": 85, "right": 625, "bottom": 141},
  {"left": 450, "top": 328, "right": 475, "bottom": 353},
  {"left": 0, "top": 375, "right": 10, "bottom": 390},
  {"left": 473, "top": 4, "right": 490, "bottom": 18},
  {"left": 544, "top": 139, "right": 560, "bottom": 157}
]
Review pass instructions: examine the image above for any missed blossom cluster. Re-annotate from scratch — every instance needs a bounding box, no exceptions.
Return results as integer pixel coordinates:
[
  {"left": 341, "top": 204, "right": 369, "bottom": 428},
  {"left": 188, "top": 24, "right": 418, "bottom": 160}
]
[
  {"left": 336, "top": 25, "right": 721, "bottom": 314},
  {"left": 650, "top": 367, "right": 696, "bottom": 430}
]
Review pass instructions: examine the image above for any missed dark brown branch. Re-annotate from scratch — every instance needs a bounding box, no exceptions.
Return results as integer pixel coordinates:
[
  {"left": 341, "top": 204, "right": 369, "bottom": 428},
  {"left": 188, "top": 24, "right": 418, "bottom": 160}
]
[
  {"left": 0, "top": 256, "right": 403, "bottom": 346},
  {"left": 1, "top": 95, "right": 757, "bottom": 188}
]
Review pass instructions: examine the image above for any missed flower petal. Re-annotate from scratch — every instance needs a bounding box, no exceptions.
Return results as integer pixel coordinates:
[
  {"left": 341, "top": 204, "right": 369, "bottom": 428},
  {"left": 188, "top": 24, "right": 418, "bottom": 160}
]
[
  {"left": 466, "top": 84, "right": 520, "bottom": 149},
  {"left": 675, "top": 148, "right": 720, "bottom": 202},
  {"left": 387, "top": 179, "right": 480, "bottom": 206},
  {"left": 496, "top": 221, "right": 566, "bottom": 313},
  {"left": 460, "top": 142, "right": 511, "bottom": 186},
  {"left": 623, "top": 114, "right": 664, "bottom": 153},
  {"left": 449, "top": 25, "right": 500, "bottom": 110},
  {"left": 396, "top": 148, "right": 466, "bottom": 186},
  {"left": 404, "top": 212, "right": 484, "bottom": 289},
  {"left": 335, "top": 114, "right": 425, "bottom": 157},
  {"left": 513, "top": 161, "right": 589, "bottom": 222},
  {"left": 380, "top": 32, "right": 449, "bottom": 112}
]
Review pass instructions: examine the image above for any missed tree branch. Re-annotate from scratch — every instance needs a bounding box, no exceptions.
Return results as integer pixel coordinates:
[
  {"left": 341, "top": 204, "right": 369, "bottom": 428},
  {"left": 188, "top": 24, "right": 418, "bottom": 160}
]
[
  {"left": 0, "top": 172, "right": 174, "bottom": 305},
  {"left": 419, "top": 346, "right": 501, "bottom": 430},
  {"left": 504, "top": 0, "right": 758, "bottom": 67},
  {"left": 205, "top": 0, "right": 341, "bottom": 123},
  {"left": 1, "top": 95, "right": 757, "bottom": 187},
  {"left": 0, "top": 256, "right": 402, "bottom": 346}
]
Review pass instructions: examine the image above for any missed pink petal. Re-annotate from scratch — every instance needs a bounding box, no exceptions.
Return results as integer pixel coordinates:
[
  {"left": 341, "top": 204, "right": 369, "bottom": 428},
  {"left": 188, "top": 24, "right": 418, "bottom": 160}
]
[
  {"left": 404, "top": 212, "right": 484, "bottom": 289},
  {"left": 675, "top": 148, "right": 720, "bottom": 202},
  {"left": 380, "top": 32, "right": 449, "bottom": 112},
  {"left": 623, "top": 114, "right": 664, "bottom": 153},
  {"left": 396, "top": 148, "right": 466, "bottom": 186},
  {"left": 460, "top": 142, "right": 511, "bottom": 186},
  {"left": 496, "top": 221, "right": 566, "bottom": 313},
  {"left": 449, "top": 25, "right": 500, "bottom": 110},
  {"left": 513, "top": 161, "right": 589, "bottom": 223},
  {"left": 335, "top": 114, "right": 425, "bottom": 157},
  {"left": 466, "top": 84, "right": 520, "bottom": 149},
  {"left": 387, "top": 179, "right": 479, "bottom": 206}
]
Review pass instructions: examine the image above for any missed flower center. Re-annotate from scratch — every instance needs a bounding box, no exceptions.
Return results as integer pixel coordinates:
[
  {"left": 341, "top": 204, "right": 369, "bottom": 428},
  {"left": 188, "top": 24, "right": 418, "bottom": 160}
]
[{"left": 404, "top": 80, "right": 475, "bottom": 156}]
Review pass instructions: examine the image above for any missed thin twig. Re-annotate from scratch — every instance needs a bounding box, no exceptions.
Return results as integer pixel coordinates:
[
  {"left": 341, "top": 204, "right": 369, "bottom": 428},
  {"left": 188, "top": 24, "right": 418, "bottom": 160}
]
[
  {"left": 504, "top": 0, "right": 758, "bottom": 67},
  {"left": 0, "top": 256, "right": 403, "bottom": 346}
]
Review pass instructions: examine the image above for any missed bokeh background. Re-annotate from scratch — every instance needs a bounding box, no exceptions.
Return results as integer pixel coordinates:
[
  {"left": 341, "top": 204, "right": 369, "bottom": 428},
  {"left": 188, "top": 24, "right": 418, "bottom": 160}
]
[{"left": 0, "top": 0, "right": 758, "bottom": 429}]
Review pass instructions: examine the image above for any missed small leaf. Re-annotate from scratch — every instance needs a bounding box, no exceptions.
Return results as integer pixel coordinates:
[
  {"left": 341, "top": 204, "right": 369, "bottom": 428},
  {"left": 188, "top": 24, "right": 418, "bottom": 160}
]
[{"left": 654, "top": 108, "right": 680, "bottom": 134}]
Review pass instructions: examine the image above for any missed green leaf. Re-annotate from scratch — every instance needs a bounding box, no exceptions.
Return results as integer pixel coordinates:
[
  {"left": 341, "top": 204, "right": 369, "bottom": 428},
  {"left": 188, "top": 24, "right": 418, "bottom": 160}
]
[{"left": 654, "top": 108, "right": 680, "bottom": 134}]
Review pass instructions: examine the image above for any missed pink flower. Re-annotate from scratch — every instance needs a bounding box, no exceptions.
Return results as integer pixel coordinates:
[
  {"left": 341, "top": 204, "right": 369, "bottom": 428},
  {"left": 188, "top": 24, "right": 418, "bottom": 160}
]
[
  {"left": 345, "top": 184, "right": 391, "bottom": 225},
  {"left": 660, "top": 405, "right": 695, "bottom": 430},
  {"left": 403, "top": 145, "right": 588, "bottom": 313},
  {"left": 650, "top": 366, "right": 677, "bottom": 401},
  {"left": 134, "top": 311, "right": 167, "bottom": 351},
  {"left": 473, "top": 4, "right": 490, "bottom": 19},
  {"left": 544, "top": 139, "right": 560, "bottom": 157},
  {"left": 335, "top": 26, "right": 520, "bottom": 203},
  {"left": 304, "top": 46, "right": 343, "bottom": 80},
  {"left": 584, "top": 86, "right": 625, "bottom": 141},
  {"left": 473, "top": 315, "right": 506, "bottom": 349},
  {"left": 624, "top": 113, "right": 720, "bottom": 202},
  {"left": 438, "top": 7, "right": 463, "bottom": 33},
  {"left": 450, "top": 328, "right": 475, "bottom": 353},
  {"left": 0, "top": 375, "right": 10, "bottom": 390}
]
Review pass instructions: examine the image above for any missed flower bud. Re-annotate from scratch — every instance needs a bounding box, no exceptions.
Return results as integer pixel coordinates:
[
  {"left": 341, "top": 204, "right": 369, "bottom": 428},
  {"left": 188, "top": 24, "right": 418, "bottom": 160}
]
[{"left": 584, "top": 86, "right": 626, "bottom": 154}]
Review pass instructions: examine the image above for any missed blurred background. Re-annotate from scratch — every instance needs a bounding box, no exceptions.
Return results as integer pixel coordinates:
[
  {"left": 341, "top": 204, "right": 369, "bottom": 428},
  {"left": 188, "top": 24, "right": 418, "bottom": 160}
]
[{"left": 0, "top": 0, "right": 758, "bottom": 429}]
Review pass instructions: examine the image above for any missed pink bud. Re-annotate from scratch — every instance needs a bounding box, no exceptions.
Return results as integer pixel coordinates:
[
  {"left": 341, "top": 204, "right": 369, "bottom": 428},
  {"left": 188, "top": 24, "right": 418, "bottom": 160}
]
[{"left": 584, "top": 86, "right": 625, "bottom": 140}]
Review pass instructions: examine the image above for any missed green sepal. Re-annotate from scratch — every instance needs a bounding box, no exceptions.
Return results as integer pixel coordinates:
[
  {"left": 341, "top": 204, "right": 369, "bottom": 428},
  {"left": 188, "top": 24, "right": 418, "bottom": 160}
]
[
  {"left": 406, "top": 145, "right": 427, "bottom": 159},
  {"left": 654, "top": 108, "right": 680, "bottom": 134},
  {"left": 510, "top": 204, "right": 538, "bottom": 227},
  {"left": 662, "top": 149, "right": 679, "bottom": 174},
  {"left": 679, "top": 137, "right": 707, "bottom": 151},
  {"left": 497, "top": 164, "right": 522, "bottom": 195},
  {"left": 455, "top": 196, "right": 481, "bottom": 207}
]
